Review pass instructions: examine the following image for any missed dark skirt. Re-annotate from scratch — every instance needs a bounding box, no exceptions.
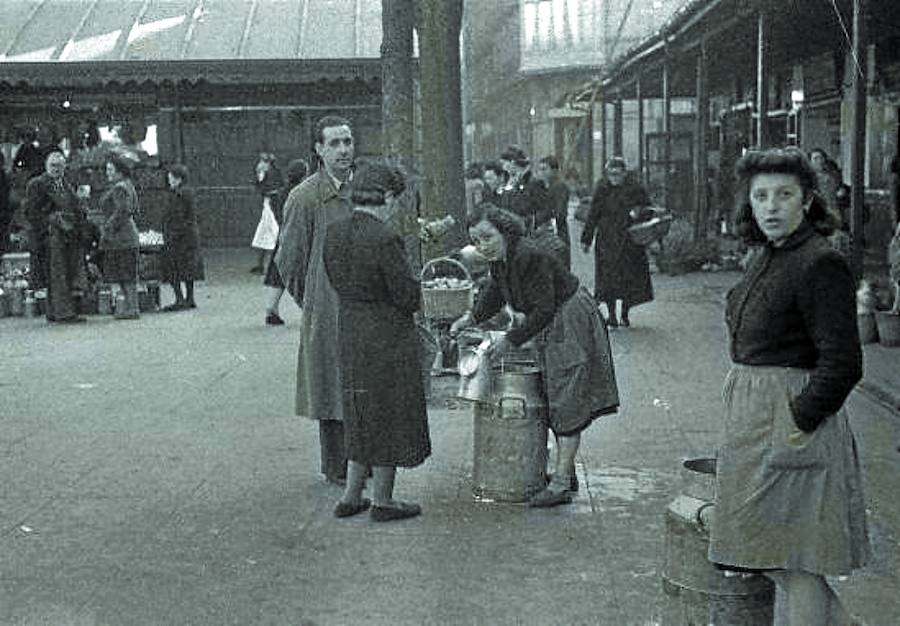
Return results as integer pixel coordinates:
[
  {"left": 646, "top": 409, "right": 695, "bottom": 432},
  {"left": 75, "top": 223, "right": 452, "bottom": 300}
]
[
  {"left": 102, "top": 248, "right": 138, "bottom": 282},
  {"left": 539, "top": 286, "right": 619, "bottom": 434},
  {"left": 593, "top": 239, "right": 653, "bottom": 307},
  {"left": 160, "top": 243, "right": 205, "bottom": 283},
  {"left": 340, "top": 300, "right": 431, "bottom": 468}
]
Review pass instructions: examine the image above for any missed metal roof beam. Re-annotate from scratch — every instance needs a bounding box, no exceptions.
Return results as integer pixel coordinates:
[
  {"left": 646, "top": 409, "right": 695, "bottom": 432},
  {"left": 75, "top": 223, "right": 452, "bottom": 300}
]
[
  {"left": 180, "top": 0, "right": 205, "bottom": 60},
  {"left": 56, "top": 0, "right": 102, "bottom": 60},
  {"left": 238, "top": 0, "right": 260, "bottom": 59},
  {"left": 296, "top": 0, "right": 310, "bottom": 58},
  {"left": 2, "top": 0, "right": 49, "bottom": 58},
  {"left": 119, "top": 0, "right": 152, "bottom": 61}
]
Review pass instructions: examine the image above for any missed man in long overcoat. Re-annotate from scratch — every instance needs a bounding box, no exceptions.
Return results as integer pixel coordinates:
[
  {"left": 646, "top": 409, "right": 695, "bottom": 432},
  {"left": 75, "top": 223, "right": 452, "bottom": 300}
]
[{"left": 275, "top": 115, "right": 354, "bottom": 484}]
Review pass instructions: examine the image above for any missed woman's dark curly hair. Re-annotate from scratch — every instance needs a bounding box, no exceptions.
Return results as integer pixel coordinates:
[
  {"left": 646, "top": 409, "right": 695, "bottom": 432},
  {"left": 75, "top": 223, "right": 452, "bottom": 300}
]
[
  {"left": 350, "top": 160, "right": 405, "bottom": 206},
  {"left": 467, "top": 204, "right": 526, "bottom": 247},
  {"left": 732, "top": 147, "right": 838, "bottom": 244}
]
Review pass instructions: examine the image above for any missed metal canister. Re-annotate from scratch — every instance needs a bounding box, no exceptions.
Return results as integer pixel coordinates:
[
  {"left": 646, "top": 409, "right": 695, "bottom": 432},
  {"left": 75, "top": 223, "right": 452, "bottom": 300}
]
[
  {"left": 472, "top": 360, "right": 549, "bottom": 503},
  {"left": 23, "top": 290, "right": 35, "bottom": 318},
  {"left": 97, "top": 288, "right": 112, "bottom": 315},
  {"left": 8, "top": 284, "right": 24, "bottom": 316}
]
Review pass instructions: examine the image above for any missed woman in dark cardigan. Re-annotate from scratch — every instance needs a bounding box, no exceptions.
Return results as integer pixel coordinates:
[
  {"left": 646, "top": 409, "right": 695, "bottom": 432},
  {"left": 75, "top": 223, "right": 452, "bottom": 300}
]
[
  {"left": 323, "top": 162, "right": 431, "bottom": 522},
  {"left": 708, "top": 147, "right": 868, "bottom": 624},
  {"left": 451, "top": 206, "right": 619, "bottom": 507},
  {"left": 160, "top": 164, "right": 203, "bottom": 311}
]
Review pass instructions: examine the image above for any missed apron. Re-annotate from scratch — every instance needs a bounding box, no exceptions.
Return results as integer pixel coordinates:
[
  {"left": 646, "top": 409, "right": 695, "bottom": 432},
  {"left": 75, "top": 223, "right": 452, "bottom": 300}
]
[
  {"left": 538, "top": 286, "right": 619, "bottom": 434},
  {"left": 708, "top": 364, "right": 870, "bottom": 575}
]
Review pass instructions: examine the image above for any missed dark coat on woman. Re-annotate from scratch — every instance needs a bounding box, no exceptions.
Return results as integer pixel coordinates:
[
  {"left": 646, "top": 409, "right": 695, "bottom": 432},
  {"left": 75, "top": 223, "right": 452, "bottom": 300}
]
[
  {"left": 160, "top": 186, "right": 203, "bottom": 282},
  {"left": 726, "top": 222, "right": 862, "bottom": 432},
  {"left": 323, "top": 211, "right": 431, "bottom": 467},
  {"left": 581, "top": 177, "right": 653, "bottom": 307}
]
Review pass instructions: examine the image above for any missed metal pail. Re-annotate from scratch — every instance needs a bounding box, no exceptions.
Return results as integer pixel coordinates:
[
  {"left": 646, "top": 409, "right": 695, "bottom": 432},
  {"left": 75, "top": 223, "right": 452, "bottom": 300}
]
[{"left": 661, "top": 457, "right": 774, "bottom": 626}]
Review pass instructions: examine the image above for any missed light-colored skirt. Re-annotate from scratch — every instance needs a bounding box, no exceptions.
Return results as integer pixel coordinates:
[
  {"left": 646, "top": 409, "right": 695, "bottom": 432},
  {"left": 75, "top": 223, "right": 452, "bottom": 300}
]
[
  {"left": 251, "top": 197, "right": 279, "bottom": 250},
  {"left": 708, "top": 364, "right": 870, "bottom": 576}
]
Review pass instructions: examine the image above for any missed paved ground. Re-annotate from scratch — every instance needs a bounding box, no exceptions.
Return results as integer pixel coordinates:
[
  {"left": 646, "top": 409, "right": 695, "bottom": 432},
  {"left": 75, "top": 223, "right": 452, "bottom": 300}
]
[{"left": 1, "top": 242, "right": 898, "bottom": 625}]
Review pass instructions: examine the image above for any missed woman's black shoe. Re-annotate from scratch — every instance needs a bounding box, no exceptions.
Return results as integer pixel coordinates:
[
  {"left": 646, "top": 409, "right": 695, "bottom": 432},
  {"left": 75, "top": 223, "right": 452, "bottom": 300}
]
[
  {"left": 334, "top": 498, "right": 371, "bottom": 518},
  {"left": 371, "top": 501, "right": 421, "bottom": 522},
  {"left": 545, "top": 473, "right": 579, "bottom": 492}
]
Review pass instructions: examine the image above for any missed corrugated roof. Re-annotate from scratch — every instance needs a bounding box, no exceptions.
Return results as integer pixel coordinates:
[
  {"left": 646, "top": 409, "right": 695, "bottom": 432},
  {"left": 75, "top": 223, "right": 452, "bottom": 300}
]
[{"left": 0, "top": 0, "right": 383, "bottom": 62}]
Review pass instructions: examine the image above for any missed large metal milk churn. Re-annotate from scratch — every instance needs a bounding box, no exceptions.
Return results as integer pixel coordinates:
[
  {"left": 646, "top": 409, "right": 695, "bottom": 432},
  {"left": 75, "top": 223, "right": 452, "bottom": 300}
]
[{"left": 459, "top": 331, "right": 549, "bottom": 502}]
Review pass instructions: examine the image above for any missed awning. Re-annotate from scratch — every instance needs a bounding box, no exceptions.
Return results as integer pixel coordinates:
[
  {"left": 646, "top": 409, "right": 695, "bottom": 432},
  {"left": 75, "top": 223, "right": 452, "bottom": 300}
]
[{"left": 0, "top": 0, "right": 386, "bottom": 86}]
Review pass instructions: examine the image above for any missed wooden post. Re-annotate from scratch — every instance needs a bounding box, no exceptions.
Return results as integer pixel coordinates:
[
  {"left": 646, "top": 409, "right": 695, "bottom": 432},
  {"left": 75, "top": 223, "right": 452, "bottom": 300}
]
[
  {"left": 662, "top": 45, "right": 671, "bottom": 212},
  {"left": 599, "top": 96, "right": 607, "bottom": 177},
  {"left": 636, "top": 74, "right": 645, "bottom": 185},
  {"left": 755, "top": 10, "right": 769, "bottom": 148},
  {"left": 174, "top": 82, "right": 185, "bottom": 164},
  {"left": 849, "top": 0, "right": 868, "bottom": 279},
  {"left": 695, "top": 40, "right": 709, "bottom": 241},
  {"left": 613, "top": 91, "right": 623, "bottom": 157}
]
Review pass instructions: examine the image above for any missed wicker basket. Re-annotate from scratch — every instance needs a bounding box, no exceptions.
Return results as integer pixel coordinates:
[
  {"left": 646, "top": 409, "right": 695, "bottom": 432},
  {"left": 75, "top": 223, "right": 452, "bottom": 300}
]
[
  {"left": 421, "top": 256, "right": 473, "bottom": 320},
  {"left": 628, "top": 212, "right": 673, "bottom": 246}
]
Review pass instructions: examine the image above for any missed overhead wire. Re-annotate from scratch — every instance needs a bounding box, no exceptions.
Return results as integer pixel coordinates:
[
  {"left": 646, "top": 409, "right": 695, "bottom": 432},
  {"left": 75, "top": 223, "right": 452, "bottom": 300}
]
[{"left": 828, "top": 0, "right": 864, "bottom": 79}]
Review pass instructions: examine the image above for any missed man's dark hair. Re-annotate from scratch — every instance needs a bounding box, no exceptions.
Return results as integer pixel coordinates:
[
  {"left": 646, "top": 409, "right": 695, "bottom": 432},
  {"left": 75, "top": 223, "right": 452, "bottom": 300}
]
[{"left": 314, "top": 116, "right": 353, "bottom": 144}]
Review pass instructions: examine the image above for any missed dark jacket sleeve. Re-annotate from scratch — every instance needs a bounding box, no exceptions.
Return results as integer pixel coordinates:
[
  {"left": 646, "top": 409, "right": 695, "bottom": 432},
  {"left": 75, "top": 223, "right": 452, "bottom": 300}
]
[
  {"left": 551, "top": 183, "right": 570, "bottom": 244},
  {"left": 789, "top": 253, "right": 863, "bottom": 431},
  {"left": 380, "top": 230, "right": 421, "bottom": 317},
  {"left": 471, "top": 276, "right": 504, "bottom": 323},
  {"left": 528, "top": 177, "right": 552, "bottom": 227},
  {"left": 506, "top": 252, "right": 559, "bottom": 346},
  {"left": 23, "top": 177, "right": 48, "bottom": 234}
]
